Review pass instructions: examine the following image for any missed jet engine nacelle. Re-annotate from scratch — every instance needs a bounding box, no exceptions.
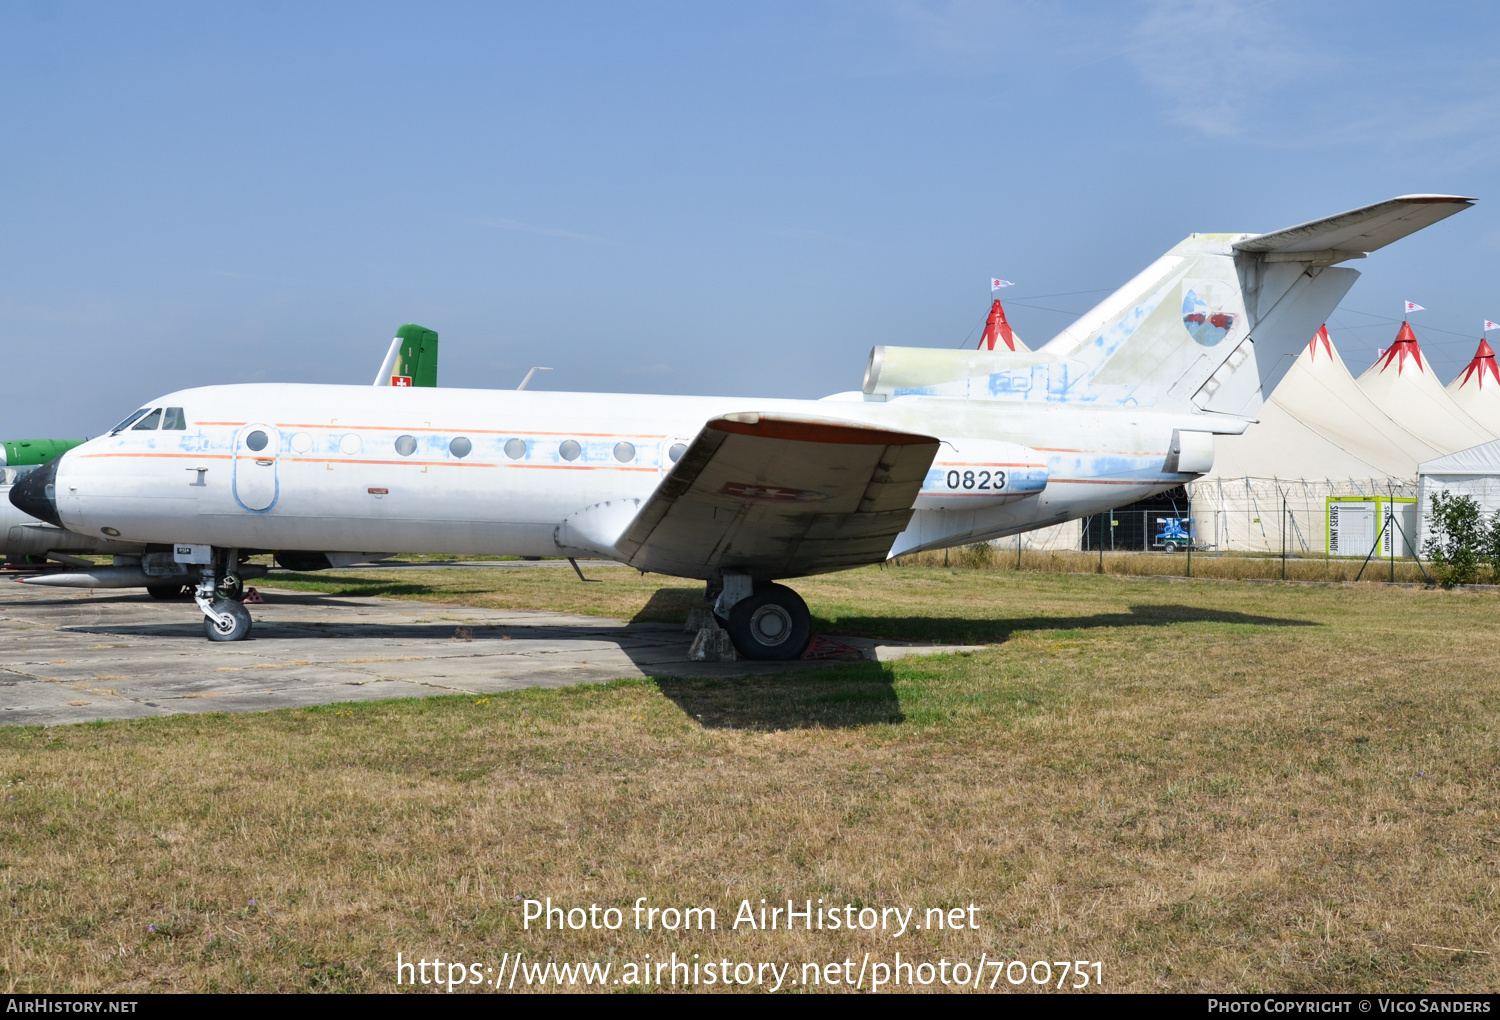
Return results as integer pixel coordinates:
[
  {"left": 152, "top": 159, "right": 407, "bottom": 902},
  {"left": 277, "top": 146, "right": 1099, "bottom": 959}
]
[{"left": 911, "top": 439, "right": 1048, "bottom": 511}]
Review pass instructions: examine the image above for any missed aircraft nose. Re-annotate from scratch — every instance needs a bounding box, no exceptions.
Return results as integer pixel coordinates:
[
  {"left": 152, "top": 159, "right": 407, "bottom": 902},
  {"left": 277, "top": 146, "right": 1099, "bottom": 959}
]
[{"left": 9, "top": 457, "right": 63, "bottom": 528}]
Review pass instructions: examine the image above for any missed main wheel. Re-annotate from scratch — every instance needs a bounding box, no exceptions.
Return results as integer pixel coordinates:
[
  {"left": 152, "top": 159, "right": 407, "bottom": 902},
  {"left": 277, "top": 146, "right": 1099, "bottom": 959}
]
[
  {"left": 204, "top": 599, "right": 252, "bottom": 641},
  {"left": 147, "top": 584, "right": 192, "bottom": 600},
  {"left": 724, "top": 583, "right": 812, "bottom": 660}
]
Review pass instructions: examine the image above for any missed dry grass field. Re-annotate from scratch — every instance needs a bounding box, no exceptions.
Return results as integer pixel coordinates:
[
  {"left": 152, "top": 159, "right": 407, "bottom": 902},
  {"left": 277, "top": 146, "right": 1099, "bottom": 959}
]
[{"left": 3, "top": 565, "right": 1498, "bottom": 993}]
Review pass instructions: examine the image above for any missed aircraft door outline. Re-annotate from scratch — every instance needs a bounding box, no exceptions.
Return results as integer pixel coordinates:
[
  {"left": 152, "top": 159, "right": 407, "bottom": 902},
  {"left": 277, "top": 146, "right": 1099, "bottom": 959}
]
[{"left": 233, "top": 423, "right": 281, "bottom": 512}]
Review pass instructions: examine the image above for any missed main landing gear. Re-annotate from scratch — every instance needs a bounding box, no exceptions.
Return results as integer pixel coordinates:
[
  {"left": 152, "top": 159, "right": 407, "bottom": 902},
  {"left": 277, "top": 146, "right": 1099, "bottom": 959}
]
[
  {"left": 194, "top": 548, "right": 253, "bottom": 642},
  {"left": 713, "top": 575, "right": 812, "bottom": 660}
]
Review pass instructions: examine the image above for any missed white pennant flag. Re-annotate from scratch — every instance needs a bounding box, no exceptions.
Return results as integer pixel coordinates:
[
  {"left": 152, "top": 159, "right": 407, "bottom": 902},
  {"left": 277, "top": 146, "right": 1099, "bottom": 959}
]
[
  {"left": 1405, "top": 300, "right": 1425, "bottom": 314},
  {"left": 1485, "top": 320, "right": 1499, "bottom": 332},
  {"left": 990, "top": 278, "right": 1013, "bottom": 292}
]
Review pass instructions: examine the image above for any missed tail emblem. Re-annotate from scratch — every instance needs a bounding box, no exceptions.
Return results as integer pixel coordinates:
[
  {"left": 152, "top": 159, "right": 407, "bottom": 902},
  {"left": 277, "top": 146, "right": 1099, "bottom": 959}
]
[{"left": 1181, "top": 287, "right": 1236, "bottom": 347}]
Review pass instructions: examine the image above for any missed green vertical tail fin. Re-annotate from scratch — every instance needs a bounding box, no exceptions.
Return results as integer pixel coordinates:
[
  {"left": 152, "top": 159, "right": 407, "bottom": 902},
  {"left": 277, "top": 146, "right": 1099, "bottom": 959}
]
[
  {"left": 394, "top": 323, "right": 439, "bottom": 387},
  {"left": 375, "top": 324, "right": 439, "bottom": 387}
]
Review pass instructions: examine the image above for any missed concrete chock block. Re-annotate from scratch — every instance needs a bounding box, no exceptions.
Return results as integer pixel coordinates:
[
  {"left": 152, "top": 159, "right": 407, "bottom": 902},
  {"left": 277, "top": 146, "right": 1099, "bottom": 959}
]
[
  {"left": 688, "top": 625, "right": 738, "bottom": 662},
  {"left": 684, "top": 607, "right": 718, "bottom": 633}
]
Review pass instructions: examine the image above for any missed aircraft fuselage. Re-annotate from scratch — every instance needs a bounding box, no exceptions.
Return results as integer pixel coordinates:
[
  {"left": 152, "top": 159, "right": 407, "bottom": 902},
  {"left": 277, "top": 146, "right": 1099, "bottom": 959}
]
[{"left": 41, "top": 382, "right": 1207, "bottom": 574}]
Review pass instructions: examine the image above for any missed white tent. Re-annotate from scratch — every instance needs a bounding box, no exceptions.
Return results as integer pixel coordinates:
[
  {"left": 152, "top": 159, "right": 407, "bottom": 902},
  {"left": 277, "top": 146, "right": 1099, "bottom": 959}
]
[
  {"left": 1444, "top": 339, "right": 1500, "bottom": 434},
  {"left": 1214, "top": 327, "right": 1438, "bottom": 478},
  {"left": 1356, "top": 322, "right": 1495, "bottom": 453},
  {"left": 1417, "top": 439, "right": 1500, "bottom": 547},
  {"left": 1192, "top": 327, "right": 1435, "bottom": 553}
]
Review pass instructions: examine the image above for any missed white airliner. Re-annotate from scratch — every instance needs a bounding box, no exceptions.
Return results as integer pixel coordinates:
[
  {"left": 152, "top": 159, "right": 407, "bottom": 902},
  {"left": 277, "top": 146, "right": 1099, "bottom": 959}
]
[{"left": 12, "top": 196, "right": 1473, "bottom": 657}]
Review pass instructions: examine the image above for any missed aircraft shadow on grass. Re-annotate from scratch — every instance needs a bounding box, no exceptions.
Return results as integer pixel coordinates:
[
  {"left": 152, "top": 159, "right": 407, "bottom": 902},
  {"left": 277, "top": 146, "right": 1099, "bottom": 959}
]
[{"left": 816, "top": 604, "right": 1319, "bottom": 647}]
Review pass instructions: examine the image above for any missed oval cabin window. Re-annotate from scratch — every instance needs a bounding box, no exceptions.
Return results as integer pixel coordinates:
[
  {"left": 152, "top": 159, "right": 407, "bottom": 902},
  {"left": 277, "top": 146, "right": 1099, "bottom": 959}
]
[
  {"left": 450, "top": 437, "right": 472, "bottom": 459},
  {"left": 394, "top": 435, "right": 417, "bottom": 457},
  {"left": 559, "top": 440, "right": 581, "bottom": 462}
]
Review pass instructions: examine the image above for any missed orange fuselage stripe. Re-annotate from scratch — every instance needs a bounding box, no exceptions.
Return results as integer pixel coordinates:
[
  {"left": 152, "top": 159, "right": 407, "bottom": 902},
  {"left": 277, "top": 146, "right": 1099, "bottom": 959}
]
[
  {"left": 76, "top": 451, "right": 659, "bottom": 472},
  {"left": 930, "top": 461, "right": 1042, "bottom": 468},
  {"left": 197, "top": 421, "right": 668, "bottom": 439}
]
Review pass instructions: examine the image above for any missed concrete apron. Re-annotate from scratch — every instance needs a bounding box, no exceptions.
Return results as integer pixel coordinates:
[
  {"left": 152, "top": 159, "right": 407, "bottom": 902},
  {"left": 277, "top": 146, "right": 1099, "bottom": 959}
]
[{"left": 0, "top": 584, "right": 979, "bottom": 727}]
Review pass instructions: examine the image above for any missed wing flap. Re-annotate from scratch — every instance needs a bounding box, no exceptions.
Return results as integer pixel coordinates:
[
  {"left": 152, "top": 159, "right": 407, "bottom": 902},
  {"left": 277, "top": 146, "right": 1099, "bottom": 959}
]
[{"left": 616, "top": 413, "right": 939, "bottom": 579}]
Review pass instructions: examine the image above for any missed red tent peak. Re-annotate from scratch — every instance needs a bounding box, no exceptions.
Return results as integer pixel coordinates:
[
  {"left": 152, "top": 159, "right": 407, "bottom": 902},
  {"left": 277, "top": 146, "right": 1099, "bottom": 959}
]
[
  {"left": 979, "top": 297, "right": 1018, "bottom": 352},
  {"left": 1308, "top": 325, "right": 1334, "bottom": 361},
  {"left": 1378, "top": 320, "right": 1425, "bottom": 375},
  {"left": 1456, "top": 338, "right": 1500, "bottom": 390}
]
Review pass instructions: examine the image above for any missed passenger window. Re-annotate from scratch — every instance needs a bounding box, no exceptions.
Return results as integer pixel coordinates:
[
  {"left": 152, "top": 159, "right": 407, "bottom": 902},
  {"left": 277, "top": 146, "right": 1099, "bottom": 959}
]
[
  {"left": 132, "top": 408, "right": 163, "bottom": 430},
  {"left": 394, "top": 435, "right": 417, "bottom": 456},
  {"left": 111, "top": 409, "right": 150, "bottom": 434},
  {"left": 449, "top": 437, "right": 472, "bottom": 459},
  {"left": 162, "top": 407, "right": 187, "bottom": 430},
  {"left": 559, "top": 440, "right": 581, "bottom": 461},
  {"left": 669, "top": 443, "right": 687, "bottom": 463},
  {"left": 504, "top": 438, "right": 527, "bottom": 460}
]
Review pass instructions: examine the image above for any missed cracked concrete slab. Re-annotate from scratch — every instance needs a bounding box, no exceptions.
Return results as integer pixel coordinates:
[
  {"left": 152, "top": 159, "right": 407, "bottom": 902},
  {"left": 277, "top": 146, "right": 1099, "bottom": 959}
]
[{"left": 0, "top": 582, "right": 980, "bottom": 726}]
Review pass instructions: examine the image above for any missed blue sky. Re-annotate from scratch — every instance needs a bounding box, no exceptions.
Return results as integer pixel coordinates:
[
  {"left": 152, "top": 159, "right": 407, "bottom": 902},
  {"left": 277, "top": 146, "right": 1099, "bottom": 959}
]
[{"left": 4, "top": 0, "right": 1500, "bottom": 436}]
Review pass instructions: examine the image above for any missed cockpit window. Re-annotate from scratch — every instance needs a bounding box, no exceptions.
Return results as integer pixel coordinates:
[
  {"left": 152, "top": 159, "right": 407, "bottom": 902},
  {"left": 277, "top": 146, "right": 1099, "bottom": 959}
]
[
  {"left": 132, "top": 408, "right": 163, "bottom": 430},
  {"left": 110, "top": 409, "right": 151, "bottom": 435},
  {"left": 162, "top": 407, "right": 187, "bottom": 430}
]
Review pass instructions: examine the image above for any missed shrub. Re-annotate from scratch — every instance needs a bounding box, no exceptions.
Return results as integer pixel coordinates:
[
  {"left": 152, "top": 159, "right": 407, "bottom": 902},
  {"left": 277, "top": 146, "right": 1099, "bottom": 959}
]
[{"left": 1424, "top": 490, "right": 1486, "bottom": 585}]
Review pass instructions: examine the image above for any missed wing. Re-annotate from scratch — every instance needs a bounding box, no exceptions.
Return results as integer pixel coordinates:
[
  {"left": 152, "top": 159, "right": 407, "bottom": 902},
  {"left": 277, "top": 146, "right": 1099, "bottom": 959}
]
[
  {"left": 1233, "top": 194, "right": 1474, "bottom": 264},
  {"left": 615, "top": 413, "right": 939, "bottom": 580}
]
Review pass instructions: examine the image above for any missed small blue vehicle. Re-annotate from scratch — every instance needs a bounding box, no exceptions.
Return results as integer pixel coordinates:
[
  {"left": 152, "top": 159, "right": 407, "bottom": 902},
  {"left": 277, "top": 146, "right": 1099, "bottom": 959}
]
[{"left": 1155, "top": 516, "right": 1194, "bottom": 552}]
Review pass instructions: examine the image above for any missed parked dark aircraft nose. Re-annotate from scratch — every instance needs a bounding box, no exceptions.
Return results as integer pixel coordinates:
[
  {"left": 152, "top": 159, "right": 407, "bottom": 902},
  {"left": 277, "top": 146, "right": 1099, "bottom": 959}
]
[{"left": 9, "top": 457, "right": 63, "bottom": 528}]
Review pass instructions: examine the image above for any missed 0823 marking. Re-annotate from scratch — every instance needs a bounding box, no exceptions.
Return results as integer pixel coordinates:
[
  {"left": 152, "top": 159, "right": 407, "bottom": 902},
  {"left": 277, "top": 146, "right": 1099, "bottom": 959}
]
[{"left": 942, "top": 469, "right": 1006, "bottom": 491}]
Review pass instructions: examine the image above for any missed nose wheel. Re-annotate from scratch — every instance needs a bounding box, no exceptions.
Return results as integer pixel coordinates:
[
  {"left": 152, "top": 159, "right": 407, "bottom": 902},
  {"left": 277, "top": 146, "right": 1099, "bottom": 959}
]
[
  {"left": 203, "top": 599, "right": 252, "bottom": 641},
  {"left": 722, "top": 583, "right": 812, "bottom": 660},
  {"left": 193, "top": 555, "right": 254, "bottom": 641}
]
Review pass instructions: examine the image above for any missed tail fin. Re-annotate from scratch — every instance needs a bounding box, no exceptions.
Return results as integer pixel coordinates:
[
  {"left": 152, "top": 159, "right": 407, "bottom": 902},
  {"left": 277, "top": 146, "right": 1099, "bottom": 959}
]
[
  {"left": 1036, "top": 195, "right": 1472, "bottom": 416},
  {"left": 978, "top": 298, "right": 1027, "bottom": 352},
  {"left": 862, "top": 196, "right": 1471, "bottom": 413},
  {"left": 374, "top": 323, "right": 440, "bottom": 387}
]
